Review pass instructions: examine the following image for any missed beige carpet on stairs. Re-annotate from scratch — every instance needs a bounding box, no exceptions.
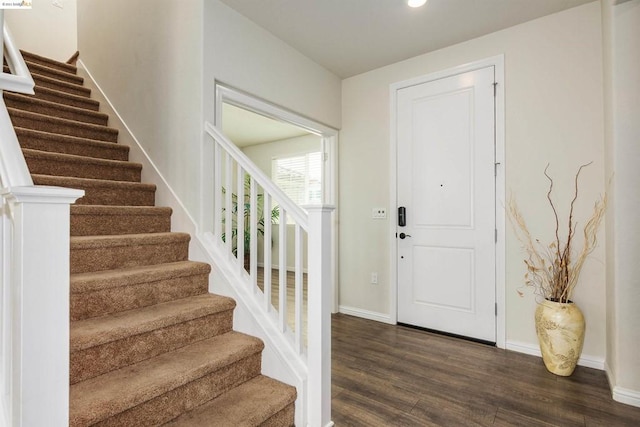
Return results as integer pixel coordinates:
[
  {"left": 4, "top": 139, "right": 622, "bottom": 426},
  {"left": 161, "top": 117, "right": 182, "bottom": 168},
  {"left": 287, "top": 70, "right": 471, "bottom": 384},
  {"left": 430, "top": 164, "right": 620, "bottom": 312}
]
[{"left": 4, "top": 49, "right": 296, "bottom": 426}]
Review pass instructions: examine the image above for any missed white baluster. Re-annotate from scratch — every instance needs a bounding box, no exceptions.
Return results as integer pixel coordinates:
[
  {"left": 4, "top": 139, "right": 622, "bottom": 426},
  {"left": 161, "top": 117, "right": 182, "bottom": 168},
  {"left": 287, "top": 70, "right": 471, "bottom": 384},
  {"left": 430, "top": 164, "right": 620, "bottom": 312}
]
[
  {"left": 278, "top": 209, "right": 287, "bottom": 332},
  {"left": 213, "top": 142, "right": 222, "bottom": 239},
  {"left": 263, "top": 193, "right": 272, "bottom": 311},
  {"left": 294, "top": 224, "right": 304, "bottom": 353},
  {"left": 236, "top": 167, "right": 245, "bottom": 273},
  {"left": 250, "top": 177, "right": 258, "bottom": 289}
]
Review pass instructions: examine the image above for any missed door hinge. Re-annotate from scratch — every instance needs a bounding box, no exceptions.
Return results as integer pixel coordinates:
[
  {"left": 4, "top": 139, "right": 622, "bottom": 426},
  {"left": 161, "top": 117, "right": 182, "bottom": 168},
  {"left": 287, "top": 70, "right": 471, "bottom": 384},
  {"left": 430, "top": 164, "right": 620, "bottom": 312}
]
[
  {"left": 494, "top": 162, "right": 500, "bottom": 177},
  {"left": 495, "top": 228, "right": 498, "bottom": 243},
  {"left": 495, "top": 303, "right": 498, "bottom": 316},
  {"left": 493, "top": 82, "right": 498, "bottom": 97},
  {"left": 323, "top": 152, "right": 329, "bottom": 162}
]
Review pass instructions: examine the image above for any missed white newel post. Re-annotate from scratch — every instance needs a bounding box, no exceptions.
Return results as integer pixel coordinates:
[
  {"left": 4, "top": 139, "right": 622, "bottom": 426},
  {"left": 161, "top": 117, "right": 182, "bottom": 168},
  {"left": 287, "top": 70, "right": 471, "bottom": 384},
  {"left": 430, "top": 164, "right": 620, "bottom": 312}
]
[
  {"left": 1, "top": 186, "right": 83, "bottom": 427},
  {"left": 305, "top": 205, "right": 335, "bottom": 427}
]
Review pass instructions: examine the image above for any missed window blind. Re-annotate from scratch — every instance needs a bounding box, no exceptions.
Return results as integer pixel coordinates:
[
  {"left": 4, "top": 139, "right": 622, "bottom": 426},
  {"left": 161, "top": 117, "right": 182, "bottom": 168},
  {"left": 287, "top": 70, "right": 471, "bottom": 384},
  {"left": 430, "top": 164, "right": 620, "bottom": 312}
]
[{"left": 273, "top": 152, "right": 322, "bottom": 208}]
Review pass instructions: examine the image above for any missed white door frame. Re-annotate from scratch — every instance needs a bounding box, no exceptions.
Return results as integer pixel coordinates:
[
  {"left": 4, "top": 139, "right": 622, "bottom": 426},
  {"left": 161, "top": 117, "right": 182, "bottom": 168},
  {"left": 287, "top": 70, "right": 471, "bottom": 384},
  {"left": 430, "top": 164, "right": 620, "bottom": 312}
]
[
  {"left": 389, "top": 55, "right": 506, "bottom": 348},
  {"left": 214, "top": 82, "right": 341, "bottom": 313}
]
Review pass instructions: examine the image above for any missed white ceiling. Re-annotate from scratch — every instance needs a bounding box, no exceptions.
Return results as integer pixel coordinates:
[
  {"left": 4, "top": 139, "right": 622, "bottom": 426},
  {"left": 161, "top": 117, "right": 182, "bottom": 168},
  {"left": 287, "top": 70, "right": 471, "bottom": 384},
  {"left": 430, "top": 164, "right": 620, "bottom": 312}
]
[
  {"left": 219, "top": 0, "right": 595, "bottom": 78},
  {"left": 222, "top": 103, "right": 309, "bottom": 148}
]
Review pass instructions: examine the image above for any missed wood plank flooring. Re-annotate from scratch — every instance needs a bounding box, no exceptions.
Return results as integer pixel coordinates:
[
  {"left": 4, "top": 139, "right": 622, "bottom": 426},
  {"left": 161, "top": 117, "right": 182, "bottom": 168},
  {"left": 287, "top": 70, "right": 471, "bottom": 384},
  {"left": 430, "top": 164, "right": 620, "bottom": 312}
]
[
  {"left": 331, "top": 313, "right": 640, "bottom": 426},
  {"left": 256, "top": 268, "right": 308, "bottom": 343}
]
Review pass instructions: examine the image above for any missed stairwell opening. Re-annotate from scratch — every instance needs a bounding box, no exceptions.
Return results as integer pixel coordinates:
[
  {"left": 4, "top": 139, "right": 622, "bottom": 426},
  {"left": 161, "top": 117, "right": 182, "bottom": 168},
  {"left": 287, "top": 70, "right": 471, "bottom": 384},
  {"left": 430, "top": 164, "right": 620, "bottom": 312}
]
[{"left": 214, "top": 83, "right": 340, "bottom": 313}]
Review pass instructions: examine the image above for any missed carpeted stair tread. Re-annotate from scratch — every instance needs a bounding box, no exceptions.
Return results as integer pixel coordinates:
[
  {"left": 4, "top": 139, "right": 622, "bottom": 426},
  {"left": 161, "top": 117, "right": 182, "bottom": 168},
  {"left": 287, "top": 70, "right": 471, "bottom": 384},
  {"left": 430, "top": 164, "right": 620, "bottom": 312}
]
[
  {"left": 166, "top": 375, "right": 296, "bottom": 427},
  {"left": 25, "top": 60, "right": 84, "bottom": 85},
  {"left": 70, "top": 260, "right": 210, "bottom": 320},
  {"left": 32, "top": 85, "right": 100, "bottom": 111},
  {"left": 20, "top": 49, "right": 78, "bottom": 74},
  {"left": 69, "top": 332, "right": 264, "bottom": 427},
  {"left": 4, "top": 92, "right": 108, "bottom": 125},
  {"left": 23, "top": 148, "right": 141, "bottom": 182},
  {"left": 32, "top": 174, "right": 156, "bottom": 206},
  {"left": 8, "top": 108, "right": 117, "bottom": 142},
  {"left": 4, "top": 65, "right": 91, "bottom": 97},
  {"left": 71, "top": 232, "right": 189, "bottom": 250},
  {"left": 71, "top": 205, "right": 171, "bottom": 236},
  {"left": 71, "top": 260, "right": 209, "bottom": 294},
  {"left": 70, "top": 293, "right": 235, "bottom": 351},
  {"left": 11, "top": 49, "right": 297, "bottom": 425},
  {"left": 70, "top": 294, "right": 237, "bottom": 383},
  {"left": 70, "top": 232, "right": 190, "bottom": 273},
  {"left": 15, "top": 127, "right": 129, "bottom": 161}
]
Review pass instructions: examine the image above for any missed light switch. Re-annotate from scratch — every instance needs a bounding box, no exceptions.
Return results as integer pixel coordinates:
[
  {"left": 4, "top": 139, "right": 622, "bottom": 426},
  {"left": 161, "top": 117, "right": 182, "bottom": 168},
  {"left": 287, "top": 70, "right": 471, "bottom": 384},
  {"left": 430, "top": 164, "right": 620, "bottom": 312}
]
[{"left": 372, "top": 208, "right": 387, "bottom": 219}]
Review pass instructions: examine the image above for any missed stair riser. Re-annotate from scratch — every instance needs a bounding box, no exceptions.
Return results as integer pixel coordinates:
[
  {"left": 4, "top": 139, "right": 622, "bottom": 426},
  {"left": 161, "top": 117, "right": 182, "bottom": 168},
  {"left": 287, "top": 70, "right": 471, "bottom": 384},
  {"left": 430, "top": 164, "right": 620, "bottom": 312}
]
[
  {"left": 71, "top": 239, "right": 188, "bottom": 274},
  {"left": 76, "top": 186, "right": 155, "bottom": 207},
  {"left": 5, "top": 95, "right": 108, "bottom": 126},
  {"left": 27, "top": 62, "right": 84, "bottom": 85},
  {"left": 32, "top": 176, "right": 155, "bottom": 206},
  {"left": 82, "top": 354, "right": 262, "bottom": 427},
  {"left": 71, "top": 273, "right": 209, "bottom": 321},
  {"left": 71, "top": 211, "right": 171, "bottom": 236},
  {"left": 33, "top": 87, "right": 100, "bottom": 111},
  {"left": 9, "top": 110, "right": 118, "bottom": 142},
  {"left": 71, "top": 311, "right": 234, "bottom": 383},
  {"left": 25, "top": 155, "right": 141, "bottom": 182},
  {"left": 21, "top": 51, "right": 77, "bottom": 74},
  {"left": 262, "top": 405, "right": 296, "bottom": 427},
  {"left": 16, "top": 129, "right": 129, "bottom": 161}
]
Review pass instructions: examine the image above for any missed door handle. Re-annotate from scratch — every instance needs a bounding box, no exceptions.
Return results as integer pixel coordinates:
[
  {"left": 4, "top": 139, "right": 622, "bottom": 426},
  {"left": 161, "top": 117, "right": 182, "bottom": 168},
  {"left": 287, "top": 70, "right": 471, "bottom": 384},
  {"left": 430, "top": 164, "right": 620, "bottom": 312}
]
[{"left": 399, "top": 233, "right": 411, "bottom": 239}]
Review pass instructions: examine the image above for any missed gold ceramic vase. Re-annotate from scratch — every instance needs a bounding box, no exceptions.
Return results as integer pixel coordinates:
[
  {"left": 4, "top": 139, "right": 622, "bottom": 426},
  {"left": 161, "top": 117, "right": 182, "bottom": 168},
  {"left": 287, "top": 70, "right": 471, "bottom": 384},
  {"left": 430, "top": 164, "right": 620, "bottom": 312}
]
[{"left": 534, "top": 299, "right": 585, "bottom": 376}]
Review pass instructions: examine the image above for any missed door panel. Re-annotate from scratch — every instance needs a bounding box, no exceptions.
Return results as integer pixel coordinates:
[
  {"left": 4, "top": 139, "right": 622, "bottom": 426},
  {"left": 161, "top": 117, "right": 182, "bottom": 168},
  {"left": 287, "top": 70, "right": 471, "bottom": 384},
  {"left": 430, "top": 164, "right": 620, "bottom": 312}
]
[{"left": 397, "top": 66, "right": 496, "bottom": 342}]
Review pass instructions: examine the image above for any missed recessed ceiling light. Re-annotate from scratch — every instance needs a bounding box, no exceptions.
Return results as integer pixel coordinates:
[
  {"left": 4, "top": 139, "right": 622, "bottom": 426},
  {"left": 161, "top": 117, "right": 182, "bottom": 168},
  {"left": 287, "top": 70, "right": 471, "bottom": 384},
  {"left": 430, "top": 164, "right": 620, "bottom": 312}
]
[{"left": 408, "top": 0, "right": 427, "bottom": 7}]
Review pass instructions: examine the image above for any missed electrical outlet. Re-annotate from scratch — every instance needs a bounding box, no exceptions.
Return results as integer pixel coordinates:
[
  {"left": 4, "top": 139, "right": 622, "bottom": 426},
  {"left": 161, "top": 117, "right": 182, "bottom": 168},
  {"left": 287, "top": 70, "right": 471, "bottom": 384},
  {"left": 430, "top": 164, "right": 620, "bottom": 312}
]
[
  {"left": 371, "top": 272, "right": 378, "bottom": 284},
  {"left": 52, "top": 0, "right": 63, "bottom": 9},
  {"left": 372, "top": 208, "right": 387, "bottom": 219}
]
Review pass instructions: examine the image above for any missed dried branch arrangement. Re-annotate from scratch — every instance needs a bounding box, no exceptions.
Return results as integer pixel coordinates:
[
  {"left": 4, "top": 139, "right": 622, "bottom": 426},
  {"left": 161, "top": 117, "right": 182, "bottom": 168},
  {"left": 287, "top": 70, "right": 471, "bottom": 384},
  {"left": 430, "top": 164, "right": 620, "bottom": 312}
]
[{"left": 509, "top": 163, "right": 606, "bottom": 303}]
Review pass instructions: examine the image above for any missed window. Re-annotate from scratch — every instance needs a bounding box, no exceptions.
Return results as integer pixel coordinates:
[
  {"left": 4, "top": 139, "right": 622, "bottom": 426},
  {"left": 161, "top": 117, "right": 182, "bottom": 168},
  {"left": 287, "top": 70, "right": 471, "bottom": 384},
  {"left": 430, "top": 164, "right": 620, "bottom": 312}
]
[{"left": 272, "top": 152, "right": 322, "bottom": 213}]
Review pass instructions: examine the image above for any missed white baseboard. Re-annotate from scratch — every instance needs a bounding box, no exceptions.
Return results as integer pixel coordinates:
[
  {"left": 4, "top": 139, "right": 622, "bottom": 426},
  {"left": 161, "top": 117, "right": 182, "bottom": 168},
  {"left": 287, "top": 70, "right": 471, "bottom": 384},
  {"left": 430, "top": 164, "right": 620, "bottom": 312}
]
[
  {"left": 506, "top": 340, "right": 605, "bottom": 370},
  {"left": 605, "top": 362, "right": 640, "bottom": 408},
  {"left": 338, "top": 305, "right": 394, "bottom": 324},
  {"left": 612, "top": 385, "right": 640, "bottom": 408}
]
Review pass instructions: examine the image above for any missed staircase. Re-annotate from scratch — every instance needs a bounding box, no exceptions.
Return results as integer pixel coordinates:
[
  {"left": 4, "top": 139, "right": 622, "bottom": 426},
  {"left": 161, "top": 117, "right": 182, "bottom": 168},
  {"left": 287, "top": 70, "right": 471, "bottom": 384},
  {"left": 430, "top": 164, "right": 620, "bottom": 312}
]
[{"left": 3, "top": 51, "right": 296, "bottom": 426}]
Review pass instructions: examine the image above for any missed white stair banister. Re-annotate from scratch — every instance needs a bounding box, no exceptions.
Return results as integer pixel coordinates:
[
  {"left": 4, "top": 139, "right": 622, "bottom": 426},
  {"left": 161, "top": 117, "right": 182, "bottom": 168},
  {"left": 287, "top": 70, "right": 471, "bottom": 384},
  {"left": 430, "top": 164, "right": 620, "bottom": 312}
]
[
  {"left": 0, "top": 19, "right": 34, "bottom": 188},
  {"left": 1, "top": 18, "right": 84, "bottom": 426},
  {"left": 203, "top": 122, "right": 334, "bottom": 426}
]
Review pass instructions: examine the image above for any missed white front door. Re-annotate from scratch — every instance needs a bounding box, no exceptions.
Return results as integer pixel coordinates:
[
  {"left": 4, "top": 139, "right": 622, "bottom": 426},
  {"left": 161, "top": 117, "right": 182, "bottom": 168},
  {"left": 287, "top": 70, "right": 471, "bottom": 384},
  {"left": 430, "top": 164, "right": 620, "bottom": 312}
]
[{"left": 396, "top": 66, "right": 496, "bottom": 342}]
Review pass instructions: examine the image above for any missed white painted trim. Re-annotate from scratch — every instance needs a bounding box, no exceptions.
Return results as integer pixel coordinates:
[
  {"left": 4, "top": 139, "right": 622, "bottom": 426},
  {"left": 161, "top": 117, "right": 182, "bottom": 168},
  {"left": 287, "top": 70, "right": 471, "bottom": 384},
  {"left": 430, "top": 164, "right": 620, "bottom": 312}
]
[
  {"left": 605, "top": 362, "right": 640, "bottom": 408},
  {"left": 612, "top": 386, "right": 640, "bottom": 408},
  {"left": 506, "top": 340, "right": 605, "bottom": 370},
  {"left": 338, "top": 305, "right": 394, "bottom": 325},
  {"left": 214, "top": 83, "right": 341, "bottom": 314},
  {"left": 388, "top": 55, "right": 506, "bottom": 348},
  {"left": 0, "top": 24, "right": 35, "bottom": 95}
]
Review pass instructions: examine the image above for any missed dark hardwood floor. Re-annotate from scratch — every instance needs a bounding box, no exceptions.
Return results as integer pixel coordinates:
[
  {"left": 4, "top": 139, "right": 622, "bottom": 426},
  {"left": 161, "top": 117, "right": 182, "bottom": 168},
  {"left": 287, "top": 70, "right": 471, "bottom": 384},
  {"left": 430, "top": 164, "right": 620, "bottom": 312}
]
[{"left": 331, "top": 314, "right": 640, "bottom": 426}]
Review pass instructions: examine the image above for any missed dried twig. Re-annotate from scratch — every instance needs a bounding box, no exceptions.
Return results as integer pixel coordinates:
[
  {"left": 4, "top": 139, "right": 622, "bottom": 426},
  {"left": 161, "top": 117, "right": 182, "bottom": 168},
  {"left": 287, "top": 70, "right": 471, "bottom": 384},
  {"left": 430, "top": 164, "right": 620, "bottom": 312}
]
[{"left": 508, "top": 163, "right": 606, "bottom": 303}]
